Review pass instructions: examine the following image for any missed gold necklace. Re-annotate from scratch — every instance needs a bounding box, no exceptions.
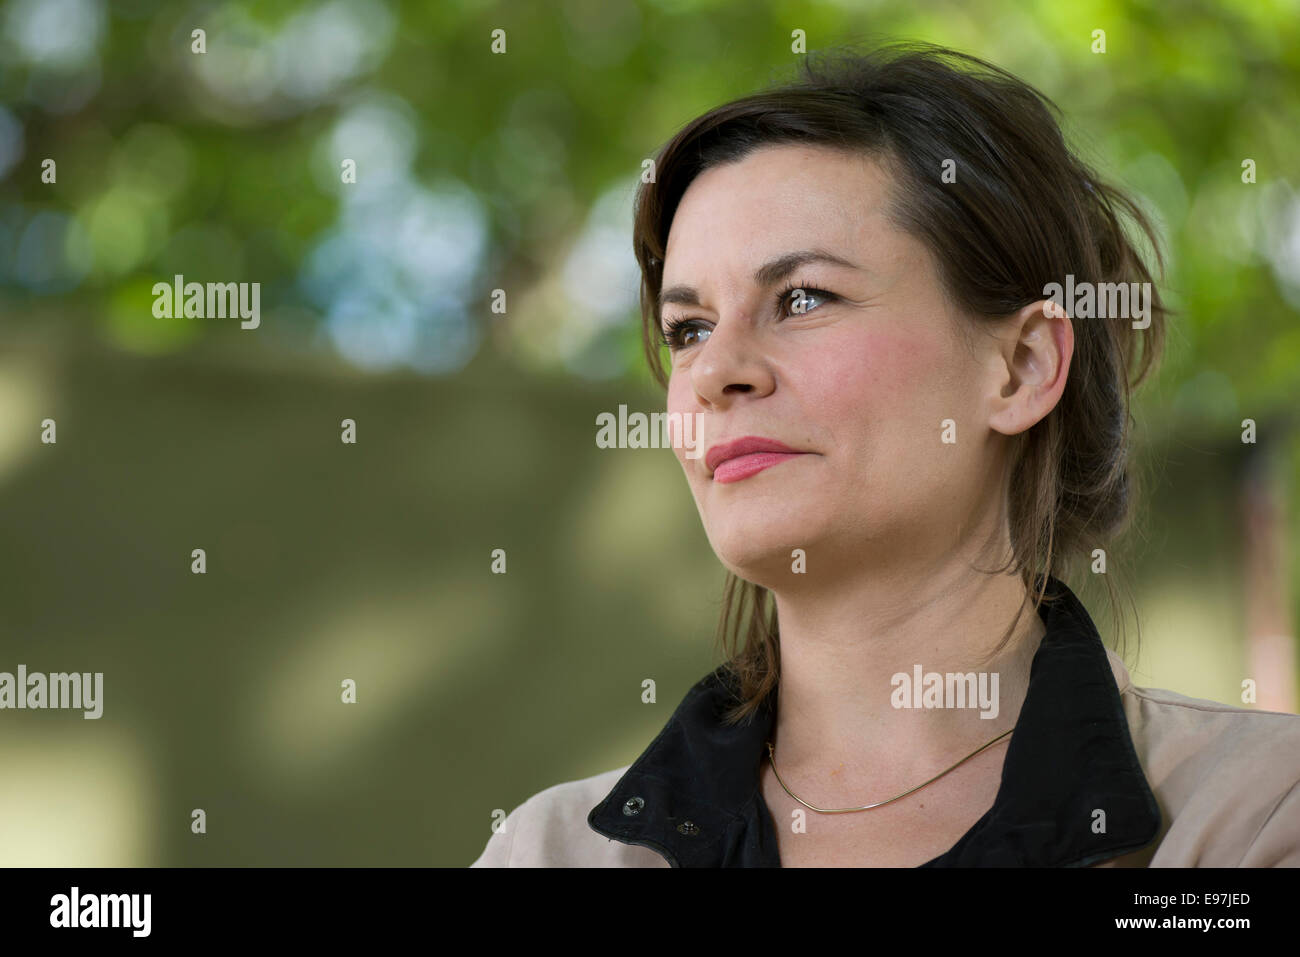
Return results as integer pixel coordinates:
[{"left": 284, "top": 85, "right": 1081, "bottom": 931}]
[{"left": 765, "top": 726, "right": 1015, "bottom": 813}]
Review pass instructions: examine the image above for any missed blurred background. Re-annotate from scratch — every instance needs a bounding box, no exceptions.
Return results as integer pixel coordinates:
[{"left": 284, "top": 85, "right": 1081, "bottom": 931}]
[{"left": 0, "top": 0, "right": 1297, "bottom": 866}]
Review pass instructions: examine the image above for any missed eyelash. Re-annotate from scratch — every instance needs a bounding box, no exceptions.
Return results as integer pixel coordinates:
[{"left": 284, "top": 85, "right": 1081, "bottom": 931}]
[{"left": 659, "top": 278, "right": 835, "bottom": 351}]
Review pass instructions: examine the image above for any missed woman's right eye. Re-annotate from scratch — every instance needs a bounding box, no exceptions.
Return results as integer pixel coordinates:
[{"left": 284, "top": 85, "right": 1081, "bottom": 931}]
[{"left": 661, "top": 318, "right": 710, "bottom": 351}]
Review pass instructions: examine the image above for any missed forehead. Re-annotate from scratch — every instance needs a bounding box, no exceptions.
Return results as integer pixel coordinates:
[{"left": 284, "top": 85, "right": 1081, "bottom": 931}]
[{"left": 662, "top": 144, "right": 896, "bottom": 280}]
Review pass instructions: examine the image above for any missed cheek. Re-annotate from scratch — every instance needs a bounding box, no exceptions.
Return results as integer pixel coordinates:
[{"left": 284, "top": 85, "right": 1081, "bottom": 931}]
[
  {"left": 665, "top": 372, "right": 689, "bottom": 414},
  {"left": 811, "top": 327, "right": 977, "bottom": 522},
  {"left": 664, "top": 375, "right": 698, "bottom": 467},
  {"left": 813, "top": 326, "right": 960, "bottom": 431}
]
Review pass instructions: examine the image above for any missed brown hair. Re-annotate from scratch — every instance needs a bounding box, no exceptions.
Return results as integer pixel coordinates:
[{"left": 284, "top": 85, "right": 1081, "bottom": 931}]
[{"left": 632, "top": 42, "right": 1169, "bottom": 724}]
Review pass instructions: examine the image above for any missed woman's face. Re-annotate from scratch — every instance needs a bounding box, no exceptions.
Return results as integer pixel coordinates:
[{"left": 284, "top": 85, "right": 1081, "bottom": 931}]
[{"left": 659, "top": 144, "right": 1012, "bottom": 589}]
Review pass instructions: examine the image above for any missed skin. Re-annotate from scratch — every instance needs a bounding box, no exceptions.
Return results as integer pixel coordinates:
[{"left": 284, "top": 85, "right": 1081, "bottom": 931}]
[{"left": 658, "top": 143, "right": 1075, "bottom": 865}]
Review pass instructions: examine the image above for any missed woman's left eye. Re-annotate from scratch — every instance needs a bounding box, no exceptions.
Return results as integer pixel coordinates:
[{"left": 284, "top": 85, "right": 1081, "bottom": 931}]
[{"left": 779, "top": 286, "right": 833, "bottom": 316}]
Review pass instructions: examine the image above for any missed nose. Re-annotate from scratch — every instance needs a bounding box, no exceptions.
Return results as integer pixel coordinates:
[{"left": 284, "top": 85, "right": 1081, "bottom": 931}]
[{"left": 688, "top": 312, "right": 776, "bottom": 408}]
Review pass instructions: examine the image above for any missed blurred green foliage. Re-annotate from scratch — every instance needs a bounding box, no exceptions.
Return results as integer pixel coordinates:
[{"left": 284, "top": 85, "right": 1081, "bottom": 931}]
[{"left": 0, "top": 0, "right": 1296, "bottom": 412}]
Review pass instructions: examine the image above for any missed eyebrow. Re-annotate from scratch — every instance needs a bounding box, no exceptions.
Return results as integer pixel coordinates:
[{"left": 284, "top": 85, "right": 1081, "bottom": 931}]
[{"left": 657, "top": 248, "right": 862, "bottom": 316}]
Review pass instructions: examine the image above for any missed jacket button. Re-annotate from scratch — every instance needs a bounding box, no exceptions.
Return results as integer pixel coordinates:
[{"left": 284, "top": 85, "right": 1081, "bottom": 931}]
[
  {"left": 677, "top": 820, "right": 699, "bottom": 836},
  {"left": 622, "top": 796, "right": 645, "bottom": 816}
]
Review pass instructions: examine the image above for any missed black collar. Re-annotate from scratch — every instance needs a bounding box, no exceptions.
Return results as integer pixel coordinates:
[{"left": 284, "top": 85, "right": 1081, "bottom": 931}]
[{"left": 587, "top": 575, "right": 1162, "bottom": 866}]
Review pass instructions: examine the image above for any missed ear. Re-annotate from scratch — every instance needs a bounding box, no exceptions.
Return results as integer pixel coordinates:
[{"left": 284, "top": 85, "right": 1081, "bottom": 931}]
[{"left": 987, "top": 299, "right": 1074, "bottom": 436}]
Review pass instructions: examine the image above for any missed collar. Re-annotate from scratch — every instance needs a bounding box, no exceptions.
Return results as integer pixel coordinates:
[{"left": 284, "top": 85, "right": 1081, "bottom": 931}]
[{"left": 587, "top": 574, "right": 1161, "bottom": 866}]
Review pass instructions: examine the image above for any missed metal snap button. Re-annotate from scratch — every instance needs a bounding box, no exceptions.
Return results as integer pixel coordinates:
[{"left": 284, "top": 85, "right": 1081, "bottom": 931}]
[
  {"left": 676, "top": 820, "right": 699, "bottom": 836},
  {"left": 622, "top": 796, "right": 645, "bottom": 816}
]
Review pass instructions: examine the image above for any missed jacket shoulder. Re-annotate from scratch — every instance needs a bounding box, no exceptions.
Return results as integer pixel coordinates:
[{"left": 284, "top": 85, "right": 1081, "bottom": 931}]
[
  {"left": 469, "top": 765, "right": 672, "bottom": 868},
  {"left": 1119, "top": 681, "right": 1300, "bottom": 866},
  {"left": 1123, "top": 681, "right": 1300, "bottom": 758}
]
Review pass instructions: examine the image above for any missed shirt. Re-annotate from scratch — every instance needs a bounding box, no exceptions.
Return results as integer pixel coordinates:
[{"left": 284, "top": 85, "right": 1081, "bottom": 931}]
[{"left": 470, "top": 575, "right": 1300, "bottom": 867}]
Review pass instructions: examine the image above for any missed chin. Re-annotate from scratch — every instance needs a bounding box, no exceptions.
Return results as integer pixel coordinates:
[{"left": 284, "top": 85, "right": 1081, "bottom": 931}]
[{"left": 708, "top": 529, "right": 816, "bottom": 586}]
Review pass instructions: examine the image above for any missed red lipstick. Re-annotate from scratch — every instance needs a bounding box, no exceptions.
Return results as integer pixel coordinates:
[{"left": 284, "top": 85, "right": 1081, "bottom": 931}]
[{"left": 705, "top": 436, "right": 809, "bottom": 484}]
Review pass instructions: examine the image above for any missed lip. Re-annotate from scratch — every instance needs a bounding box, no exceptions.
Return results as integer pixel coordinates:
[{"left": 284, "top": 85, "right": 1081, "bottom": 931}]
[{"left": 705, "top": 435, "right": 810, "bottom": 483}]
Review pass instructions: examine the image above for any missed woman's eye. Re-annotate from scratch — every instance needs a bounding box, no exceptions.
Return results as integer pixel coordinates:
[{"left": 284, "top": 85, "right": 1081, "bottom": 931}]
[
  {"left": 783, "top": 287, "right": 829, "bottom": 316},
  {"left": 679, "top": 325, "right": 708, "bottom": 348},
  {"left": 662, "top": 286, "right": 832, "bottom": 352},
  {"left": 661, "top": 320, "right": 710, "bottom": 351}
]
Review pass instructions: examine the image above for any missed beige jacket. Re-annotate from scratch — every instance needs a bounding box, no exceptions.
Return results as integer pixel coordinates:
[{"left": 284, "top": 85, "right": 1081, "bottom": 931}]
[{"left": 472, "top": 579, "right": 1300, "bottom": 867}]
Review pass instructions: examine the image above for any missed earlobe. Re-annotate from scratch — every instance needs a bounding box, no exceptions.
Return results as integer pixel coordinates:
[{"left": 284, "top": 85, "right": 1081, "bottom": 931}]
[{"left": 988, "top": 300, "right": 1074, "bottom": 437}]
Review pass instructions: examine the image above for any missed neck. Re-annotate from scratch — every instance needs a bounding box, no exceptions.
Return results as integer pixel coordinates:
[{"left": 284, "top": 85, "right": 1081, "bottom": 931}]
[{"left": 766, "top": 555, "right": 1046, "bottom": 801}]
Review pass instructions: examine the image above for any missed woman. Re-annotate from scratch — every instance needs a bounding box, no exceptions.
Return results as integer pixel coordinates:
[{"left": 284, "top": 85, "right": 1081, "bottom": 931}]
[{"left": 471, "top": 43, "right": 1300, "bottom": 867}]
